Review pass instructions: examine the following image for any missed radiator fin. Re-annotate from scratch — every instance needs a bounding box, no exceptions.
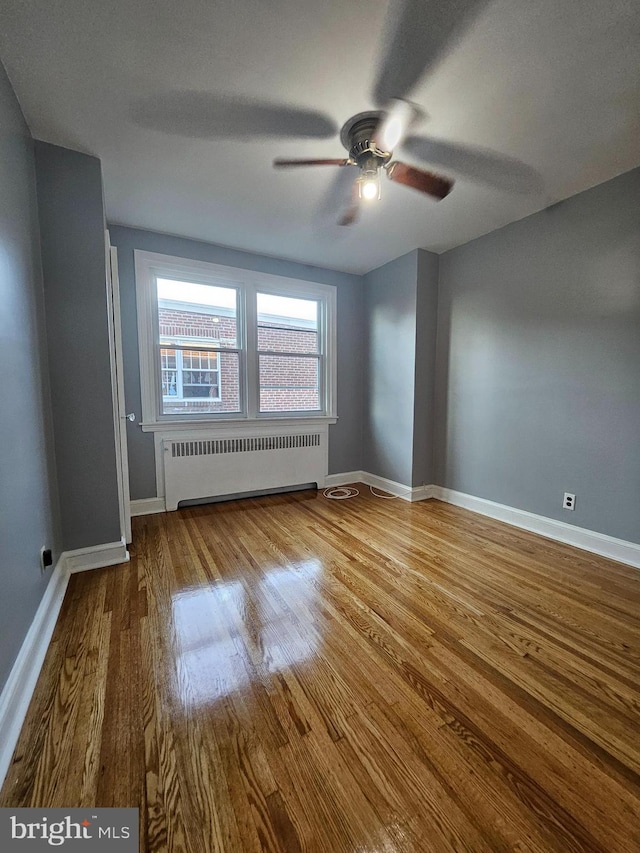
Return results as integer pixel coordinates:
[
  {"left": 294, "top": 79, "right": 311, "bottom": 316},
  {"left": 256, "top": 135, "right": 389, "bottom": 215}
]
[{"left": 170, "top": 433, "right": 321, "bottom": 458}]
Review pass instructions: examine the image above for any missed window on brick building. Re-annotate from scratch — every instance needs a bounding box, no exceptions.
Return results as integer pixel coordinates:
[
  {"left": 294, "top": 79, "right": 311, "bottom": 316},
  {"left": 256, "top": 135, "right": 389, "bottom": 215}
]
[
  {"left": 257, "top": 292, "right": 320, "bottom": 413},
  {"left": 135, "top": 251, "right": 336, "bottom": 426}
]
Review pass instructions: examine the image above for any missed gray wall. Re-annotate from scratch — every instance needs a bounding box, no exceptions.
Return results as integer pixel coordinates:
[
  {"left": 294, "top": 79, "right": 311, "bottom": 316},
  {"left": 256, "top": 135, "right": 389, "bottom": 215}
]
[
  {"left": 435, "top": 167, "right": 640, "bottom": 543},
  {"left": 363, "top": 251, "right": 418, "bottom": 486},
  {"left": 0, "top": 63, "right": 61, "bottom": 691},
  {"left": 107, "top": 225, "right": 364, "bottom": 499},
  {"left": 412, "top": 250, "right": 440, "bottom": 487},
  {"left": 363, "top": 249, "right": 439, "bottom": 487},
  {"left": 35, "top": 142, "right": 121, "bottom": 550}
]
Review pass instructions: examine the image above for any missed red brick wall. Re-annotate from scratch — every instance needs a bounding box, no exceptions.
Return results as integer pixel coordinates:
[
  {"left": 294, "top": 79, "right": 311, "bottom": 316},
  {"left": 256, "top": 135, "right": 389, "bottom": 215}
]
[{"left": 159, "top": 307, "right": 319, "bottom": 413}]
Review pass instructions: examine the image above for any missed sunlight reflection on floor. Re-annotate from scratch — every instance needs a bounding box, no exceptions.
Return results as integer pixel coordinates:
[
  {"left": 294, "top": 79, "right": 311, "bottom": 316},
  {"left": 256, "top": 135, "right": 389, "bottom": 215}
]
[{"left": 171, "top": 560, "right": 322, "bottom": 709}]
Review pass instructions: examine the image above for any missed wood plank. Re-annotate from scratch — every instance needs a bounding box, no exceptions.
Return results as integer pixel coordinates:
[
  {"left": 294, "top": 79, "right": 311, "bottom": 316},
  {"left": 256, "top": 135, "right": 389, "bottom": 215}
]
[{"left": 2, "top": 488, "right": 639, "bottom": 851}]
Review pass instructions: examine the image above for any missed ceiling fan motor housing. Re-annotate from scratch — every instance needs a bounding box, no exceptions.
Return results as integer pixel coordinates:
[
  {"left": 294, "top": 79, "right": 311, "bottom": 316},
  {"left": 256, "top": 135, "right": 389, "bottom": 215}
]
[{"left": 340, "top": 111, "right": 390, "bottom": 172}]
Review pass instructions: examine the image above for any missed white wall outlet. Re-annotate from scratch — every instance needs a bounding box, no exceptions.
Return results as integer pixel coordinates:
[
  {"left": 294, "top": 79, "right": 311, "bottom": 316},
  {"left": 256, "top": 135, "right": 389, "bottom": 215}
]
[{"left": 562, "top": 492, "right": 576, "bottom": 511}]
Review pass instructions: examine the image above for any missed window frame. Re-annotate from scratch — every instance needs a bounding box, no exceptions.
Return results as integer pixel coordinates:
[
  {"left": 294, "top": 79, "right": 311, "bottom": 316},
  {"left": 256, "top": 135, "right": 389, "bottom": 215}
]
[{"left": 135, "top": 250, "right": 337, "bottom": 430}]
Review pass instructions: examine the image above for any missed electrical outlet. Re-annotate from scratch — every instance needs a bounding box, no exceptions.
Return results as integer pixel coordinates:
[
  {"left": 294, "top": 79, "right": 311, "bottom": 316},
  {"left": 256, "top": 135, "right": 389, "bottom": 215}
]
[
  {"left": 40, "top": 546, "right": 53, "bottom": 572},
  {"left": 562, "top": 492, "right": 576, "bottom": 511}
]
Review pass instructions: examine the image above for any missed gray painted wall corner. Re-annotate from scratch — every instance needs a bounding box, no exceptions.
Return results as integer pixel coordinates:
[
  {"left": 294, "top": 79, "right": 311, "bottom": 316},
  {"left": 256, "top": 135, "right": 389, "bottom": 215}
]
[
  {"left": 0, "top": 61, "right": 62, "bottom": 691},
  {"left": 362, "top": 250, "right": 420, "bottom": 487},
  {"left": 35, "top": 141, "right": 121, "bottom": 550},
  {"left": 434, "top": 167, "right": 640, "bottom": 543},
  {"left": 412, "top": 249, "right": 439, "bottom": 487}
]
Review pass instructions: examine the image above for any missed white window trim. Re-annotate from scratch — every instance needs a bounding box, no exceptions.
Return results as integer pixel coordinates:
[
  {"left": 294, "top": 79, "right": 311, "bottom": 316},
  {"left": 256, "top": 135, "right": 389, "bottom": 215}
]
[{"left": 135, "top": 250, "right": 337, "bottom": 431}]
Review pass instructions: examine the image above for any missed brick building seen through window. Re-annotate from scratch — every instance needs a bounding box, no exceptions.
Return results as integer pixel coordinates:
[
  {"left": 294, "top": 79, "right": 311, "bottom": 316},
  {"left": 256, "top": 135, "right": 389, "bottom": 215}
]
[{"left": 159, "top": 300, "right": 320, "bottom": 414}]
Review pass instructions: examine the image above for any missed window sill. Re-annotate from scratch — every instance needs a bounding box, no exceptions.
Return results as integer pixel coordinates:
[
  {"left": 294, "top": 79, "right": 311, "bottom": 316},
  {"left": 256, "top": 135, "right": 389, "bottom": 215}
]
[{"left": 140, "top": 415, "right": 338, "bottom": 433}]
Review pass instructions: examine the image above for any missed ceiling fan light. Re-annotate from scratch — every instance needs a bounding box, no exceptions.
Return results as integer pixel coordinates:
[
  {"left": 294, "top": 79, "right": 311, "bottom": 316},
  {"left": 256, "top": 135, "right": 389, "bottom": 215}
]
[
  {"left": 359, "top": 169, "right": 381, "bottom": 201},
  {"left": 362, "top": 180, "right": 379, "bottom": 200}
]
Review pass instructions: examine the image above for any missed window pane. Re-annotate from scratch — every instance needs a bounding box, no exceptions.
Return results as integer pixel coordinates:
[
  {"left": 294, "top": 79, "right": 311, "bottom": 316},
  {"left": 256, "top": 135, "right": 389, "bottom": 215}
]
[
  {"left": 182, "top": 350, "right": 220, "bottom": 399},
  {"left": 259, "top": 355, "right": 319, "bottom": 412},
  {"left": 161, "top": 349, "right": 178, "bottom": 398},
  {"left": 257, "top": 292, "right": 318, "bottom": 354},
  {"left": 162, "top": 350, "right": 240, "bottom": 415},
  {"left": 157, "top": 278, "right": 237, "bottom": 349}
]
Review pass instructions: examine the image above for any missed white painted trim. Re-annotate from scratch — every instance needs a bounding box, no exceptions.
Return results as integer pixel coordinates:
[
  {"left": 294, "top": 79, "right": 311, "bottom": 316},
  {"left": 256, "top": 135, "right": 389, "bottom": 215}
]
[
  {"left": 361, "top": 472, "right": 430, "bottom": 502},
  {"left": 432, "top": 486, "right": 640, "bottom": 569},
  {"left": 324, "top": 475, "right": 638, "bottom": 565},
  {"left": 64, "top": 538, "right": 130, "bottom": 574},
  {"left": 107, "top": 239, "right": 132, "bottom": 544},
  {"left": 324, "top": 471, "right": 363, "bottom": 488},
  {"left": 140, "top": 415, "right": 337, "bottom": 433},
  {"left": 0, "top": 537, "right": 132, "bottom": 789},
  {"left": 0, "top": 557, "right": 69, "bottom": 787},
  {"left": 323, "top": 471, "right": 431, "bottom": 502},
  {"left": 134, "top": 249, "right": 338, "bottom": 429},
  {"left": 131, "top": 497, "right": 167, "bottom": 516},
  {"left": 409, "top": 484, "right": 435, "bottom": 502}
]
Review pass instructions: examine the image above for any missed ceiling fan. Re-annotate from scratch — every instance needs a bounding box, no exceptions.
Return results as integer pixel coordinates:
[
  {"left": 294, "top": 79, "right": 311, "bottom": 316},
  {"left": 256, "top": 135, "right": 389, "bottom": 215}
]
[
  {"left": 132, "top": 0, "right": 542, "bottom": 225},
  {"left": 270, "top": 0, "right": 540, "bottom": 225},
  {"left": 274, "top": 103, "right": 454, "bottom": 226}
]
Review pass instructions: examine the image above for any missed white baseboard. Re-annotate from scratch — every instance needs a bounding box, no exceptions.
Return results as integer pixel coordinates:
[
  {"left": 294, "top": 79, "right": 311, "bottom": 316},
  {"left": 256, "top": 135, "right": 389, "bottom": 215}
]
[
  {"left": 136, "top": 476, "right": 430, "bottom": 509},
  {"left": 0, "top": 537, "right": 131, "bottom": 790},
  {"left": 324, "top": 471, "right": 363, "bottom": 488},
  {"left": 323, "top": 474, "right": 639, "bottom": 567},
  {"left": 324, "top": 471, "right": 431, "bottom": 502},
  {"left": 64, "top": 537, "right": 129, "bottom": 573},
  {"left": 362, "top": 471, "right": 429, "bottom": 502},
  {"left": 432, "top": 486, "right": 640, "bottom": 569},
  {"left": 0, "top": 555, "right": 68, "bottom": 788},
  {"left": 130, "top": 497, "right": 166, "bottom": 516},
  {"left": 408, "top": 484, "right": 435, "bottom": 502}
]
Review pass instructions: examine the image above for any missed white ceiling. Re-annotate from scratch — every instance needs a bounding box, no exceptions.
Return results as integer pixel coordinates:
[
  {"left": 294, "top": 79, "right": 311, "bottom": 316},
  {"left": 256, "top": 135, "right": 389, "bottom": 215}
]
[{"left": 1, "top": 0, "right": 639, "bottom": 274}]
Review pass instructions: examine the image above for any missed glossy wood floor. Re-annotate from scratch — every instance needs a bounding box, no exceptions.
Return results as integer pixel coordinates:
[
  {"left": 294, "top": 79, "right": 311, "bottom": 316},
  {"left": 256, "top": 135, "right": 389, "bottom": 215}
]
[{"left": 2, "top": 489, "right": 640, "bottom": 852}]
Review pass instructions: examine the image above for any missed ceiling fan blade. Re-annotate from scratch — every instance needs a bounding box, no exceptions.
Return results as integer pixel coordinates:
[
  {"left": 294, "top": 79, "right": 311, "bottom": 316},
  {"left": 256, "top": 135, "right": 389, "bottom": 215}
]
[
  {"left": 386, "top": 161, "right": 453, "bottom": 199},
  {"left": 131, "top": 91, "right": 337, "bottom": 139},
  {"left": 316, "top": 165, "right": 360, "bottom": 227},
  {"left": 274, "top": 158, "right": 350, "bottom": 168},
  {"left": 404, "top": 135, "right": 544, "bottom": 194},
  {"left": 373, "top": 99, "right": 422, "bottom": 153},
  {"left": 338, "top": 186, "right": 361, "bottom": 227},
  {"left": 372, "top": 0, "right": 491, "bottom": 105}
]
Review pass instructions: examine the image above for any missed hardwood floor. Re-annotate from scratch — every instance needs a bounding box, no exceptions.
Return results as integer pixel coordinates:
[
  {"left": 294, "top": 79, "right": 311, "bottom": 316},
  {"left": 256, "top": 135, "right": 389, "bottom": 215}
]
[{"left": 2, "top": 489, "right": 640, "bottom": 851}]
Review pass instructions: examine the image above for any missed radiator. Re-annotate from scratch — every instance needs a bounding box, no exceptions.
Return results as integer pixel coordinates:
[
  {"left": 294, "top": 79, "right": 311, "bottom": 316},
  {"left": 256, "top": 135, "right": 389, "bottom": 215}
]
[{"left": 162, "top": 430, "right": 327, "bottom": 510}]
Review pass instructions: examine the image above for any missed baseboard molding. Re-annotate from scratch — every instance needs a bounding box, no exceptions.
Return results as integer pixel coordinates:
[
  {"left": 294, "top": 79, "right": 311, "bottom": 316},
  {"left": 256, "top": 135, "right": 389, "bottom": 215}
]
[
  {"left": 324, "top": 471, "right": 363, "bottom": 488},
  {"left": 64, "top": 538, "right": 130, "bottom": 573},
  {"left": 324, "top": 471, "right": 431, "bottom": 502},
  {"left": 0, "top": 555, "right": 69, "bottom": 788},
  {"left": 137, "top": 475, "right": 430, "bottom": 508},
  {"left": 0, "top": 537, "right": 131, "bottom": 790},
  {"left": 130, "top": 497, "right": 166, "bottom": 516},
  {"left": 432, "top": 486, "right": 640, "bottom": 569},
  {"left": 323, "top": 475, "right": 639, "bottom": 567},
  {"left": 362, "top": 472, "right": 429, "bottom": 502}
]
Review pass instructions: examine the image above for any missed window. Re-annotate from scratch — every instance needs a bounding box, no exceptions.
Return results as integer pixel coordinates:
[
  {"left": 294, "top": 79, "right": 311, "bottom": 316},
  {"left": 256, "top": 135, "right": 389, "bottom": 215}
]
[
  {"left": 135, "top": 251, "right": 337, "bottom": 428},
  {"left": 161, "top": 349, "right": 221, "bottom": 406},
  {"left": 257, "top": 292, "right": 320, "bottom": 413},
  {"left": 156, "top": 278, "right": 240, "bottom": 415}
]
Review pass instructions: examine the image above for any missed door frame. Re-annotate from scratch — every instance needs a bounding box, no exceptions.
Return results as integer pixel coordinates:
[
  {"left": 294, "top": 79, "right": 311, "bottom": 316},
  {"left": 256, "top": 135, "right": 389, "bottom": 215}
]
[{"left": 105, "top": 232, "right": 132, "bottom": 544}]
